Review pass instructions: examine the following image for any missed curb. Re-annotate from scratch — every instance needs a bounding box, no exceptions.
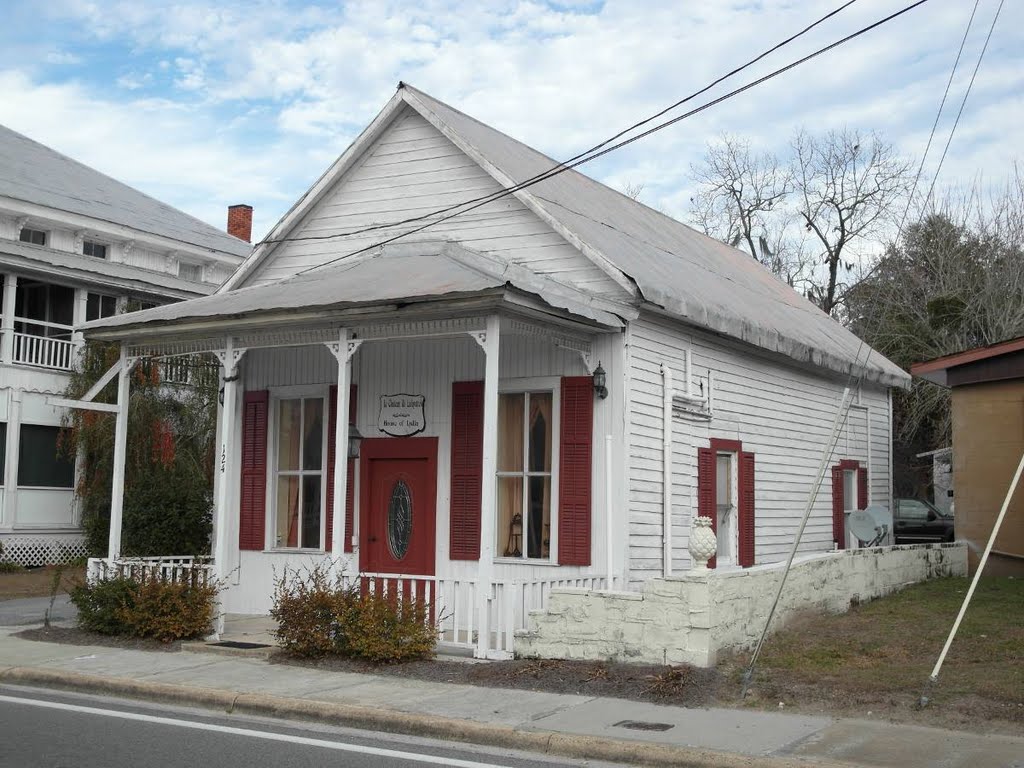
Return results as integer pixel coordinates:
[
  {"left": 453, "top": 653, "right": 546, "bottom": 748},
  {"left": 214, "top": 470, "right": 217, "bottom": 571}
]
[{"left": 0, "top": 666, "right": 860, "bottom": 768}]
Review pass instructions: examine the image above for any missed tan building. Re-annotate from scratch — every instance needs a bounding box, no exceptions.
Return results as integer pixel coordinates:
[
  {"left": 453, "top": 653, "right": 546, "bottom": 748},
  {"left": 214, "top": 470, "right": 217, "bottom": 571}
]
[{"left": 913, "top": 337, "right": 1024, "bottom": 575}]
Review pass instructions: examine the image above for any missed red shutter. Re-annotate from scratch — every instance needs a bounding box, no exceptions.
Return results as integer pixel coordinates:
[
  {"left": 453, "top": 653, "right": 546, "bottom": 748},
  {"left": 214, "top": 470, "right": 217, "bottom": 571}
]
[
  {"left": 326, "top": 385, "right": 357, "bottom": 553},
  {"left": 450, "top": 381, "right": 483, "bottom": 560},
  {"left": 239, "top": 390, "right": 269, "bottom": 551},
  {"left": 738, "top": 451, "right": 756, "bottom": 568},
  {"left": 857, "top": 467, "right": 868, "bottom": 510},
  {"left": 831, "top": 466, "right": 846, "bottom": 550},
  {"left": 697, "top": 447, "right": 716, "bottom": 569},
  {"left": 558, "top": 376, "right": 593, "bottom": 566}
]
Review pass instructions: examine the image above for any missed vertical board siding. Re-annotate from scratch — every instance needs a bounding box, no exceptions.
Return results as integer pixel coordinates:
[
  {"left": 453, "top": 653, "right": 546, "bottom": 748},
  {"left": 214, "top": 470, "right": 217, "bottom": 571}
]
[
  {"left": 245, "top": 109, "right": 622, "bottom": 296},
  {"left": 628, "top": 313, "right": 893, "bottom": 585},
  {"left": 231, "top": 327, "right": 621, "bottom": 611}
]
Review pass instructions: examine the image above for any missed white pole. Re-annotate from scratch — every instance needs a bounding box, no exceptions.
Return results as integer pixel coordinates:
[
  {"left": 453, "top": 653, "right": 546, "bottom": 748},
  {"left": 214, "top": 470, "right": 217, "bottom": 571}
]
[
  {"left": 742, "top": 387, "right": 851, "bottom": 693},
  {"left": 661, "top": 364, "right": 673, "bottom": 577},
  {"left": 929, "top": 450, "right": 1024, "bottom": 683},
  {"left": 605, "top": 434, "right": 614, "bottom": 589},
  {"left": 331, "top": 328, "right": 351, "bottom": 573},
  {"left": 106, "top": 347, "right": 132, "bottom": 560},
  {"left": 213, "top": 339, "right": 239, "bottom": 586},
  {"left": 476, "top": 315, "right": 500, "bottom": 658}
]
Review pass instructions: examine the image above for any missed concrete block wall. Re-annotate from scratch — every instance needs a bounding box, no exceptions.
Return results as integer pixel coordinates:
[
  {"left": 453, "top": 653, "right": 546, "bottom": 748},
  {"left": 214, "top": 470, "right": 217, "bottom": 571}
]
[{"left": 516, "top": 543, "right": 967, "bottom": 667}]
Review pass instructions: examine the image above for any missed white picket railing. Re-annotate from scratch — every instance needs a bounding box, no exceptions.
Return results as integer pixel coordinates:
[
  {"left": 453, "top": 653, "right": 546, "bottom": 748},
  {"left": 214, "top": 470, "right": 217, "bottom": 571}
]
[
  {"left": 13, "top": 331, "right": 76, "bottom": 370},
  {"left": 349, "top": 572, "right": 608, "bottom": 658},
  {"left": 87, "top": 556, "right": 216, "bottom": 587}
]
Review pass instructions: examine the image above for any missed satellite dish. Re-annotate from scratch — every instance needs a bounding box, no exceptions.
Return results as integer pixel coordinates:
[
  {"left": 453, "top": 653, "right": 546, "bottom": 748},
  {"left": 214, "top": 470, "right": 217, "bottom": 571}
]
[
  {"left": 848, "top": 509, "right": 879, "bottom": 545},
  {"left": 864, "top": 504, "right": 893, "bottom": 545}
]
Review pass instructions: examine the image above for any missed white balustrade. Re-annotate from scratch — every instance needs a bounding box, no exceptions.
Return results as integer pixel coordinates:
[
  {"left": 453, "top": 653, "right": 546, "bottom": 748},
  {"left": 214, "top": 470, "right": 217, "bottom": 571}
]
[
  {"left": 87, "top": 556, "right": 215, "bottom": 586},
  {"left": 13, "top": 331, "right": 75, "bottom": 370}
]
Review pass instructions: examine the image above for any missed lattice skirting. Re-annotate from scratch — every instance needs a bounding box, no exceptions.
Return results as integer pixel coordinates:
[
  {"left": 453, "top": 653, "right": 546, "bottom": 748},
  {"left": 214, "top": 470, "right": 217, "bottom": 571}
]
[{"left": 0, "top": 534, "right": 88, "bottom": 567}]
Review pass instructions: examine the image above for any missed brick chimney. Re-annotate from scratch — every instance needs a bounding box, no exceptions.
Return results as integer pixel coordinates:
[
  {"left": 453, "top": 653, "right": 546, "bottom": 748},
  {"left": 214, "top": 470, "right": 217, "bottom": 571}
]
[{"left": 227, "top": 204, "right": 253, "bottom": 242}]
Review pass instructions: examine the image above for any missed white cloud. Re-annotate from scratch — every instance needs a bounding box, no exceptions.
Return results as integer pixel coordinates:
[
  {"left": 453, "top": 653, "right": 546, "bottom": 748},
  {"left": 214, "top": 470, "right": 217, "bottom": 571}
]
[{"left": 1, "top": 0, "right": 1020, "bottom": 243}]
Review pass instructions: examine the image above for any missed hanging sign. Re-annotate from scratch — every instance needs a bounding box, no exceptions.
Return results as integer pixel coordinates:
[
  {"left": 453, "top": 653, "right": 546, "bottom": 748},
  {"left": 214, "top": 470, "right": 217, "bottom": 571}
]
[{"left": 378, "top": 394, "right": 426, "bottom": 437}]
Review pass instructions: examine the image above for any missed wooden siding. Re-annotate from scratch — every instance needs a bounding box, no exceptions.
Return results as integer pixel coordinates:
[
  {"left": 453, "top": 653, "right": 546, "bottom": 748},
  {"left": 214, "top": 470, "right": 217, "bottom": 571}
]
[
  {"left": 231, "top": 326, "right": 626, "bottom": 608},
  {"left": 244, "top": 109, "right": 623, "bottom": 296},
  {"left": 628, "top": 312, "right": 892, "bottom": 584}
]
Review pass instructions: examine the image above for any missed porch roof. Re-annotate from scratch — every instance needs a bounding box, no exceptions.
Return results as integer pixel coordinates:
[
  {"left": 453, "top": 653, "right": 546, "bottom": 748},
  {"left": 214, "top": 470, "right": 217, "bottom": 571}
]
[{"left": 80, "top": 241, "right": 623, "bottom": 339}]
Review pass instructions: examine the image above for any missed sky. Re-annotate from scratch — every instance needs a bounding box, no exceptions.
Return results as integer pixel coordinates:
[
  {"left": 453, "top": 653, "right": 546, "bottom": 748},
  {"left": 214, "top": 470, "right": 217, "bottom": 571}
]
[{"left": 0, "top": 0, "right": 1019, "bottom": 243}]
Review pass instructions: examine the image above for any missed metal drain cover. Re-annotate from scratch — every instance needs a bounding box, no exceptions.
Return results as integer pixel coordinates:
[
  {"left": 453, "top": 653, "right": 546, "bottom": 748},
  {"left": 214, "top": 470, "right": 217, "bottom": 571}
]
[
  {"left": 613, "top": 720, "right": 675, "bottom": 732},
  {"left": 209, "top": 641, "right": 271, "bottom": 649}
]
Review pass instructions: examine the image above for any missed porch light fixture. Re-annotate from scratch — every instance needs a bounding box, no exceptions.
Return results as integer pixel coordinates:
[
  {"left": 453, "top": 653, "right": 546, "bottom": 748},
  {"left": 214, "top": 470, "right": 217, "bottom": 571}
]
[
  {"left": 348, "top": 425, "right": 363, "bottom": 459},
  {"left": 593, "top": 362, "right": 608, "bottom": 400}
]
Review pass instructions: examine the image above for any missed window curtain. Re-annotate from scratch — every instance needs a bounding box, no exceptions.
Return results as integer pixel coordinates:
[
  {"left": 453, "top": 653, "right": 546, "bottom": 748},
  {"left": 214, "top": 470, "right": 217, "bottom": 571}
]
[{"left": 529, "top": 395, "right": 552, "bottom": 558}]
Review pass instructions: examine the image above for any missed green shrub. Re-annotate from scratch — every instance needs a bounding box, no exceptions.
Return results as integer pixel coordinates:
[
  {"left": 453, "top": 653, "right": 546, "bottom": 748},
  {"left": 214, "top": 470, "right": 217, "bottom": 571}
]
[
  {"left": 71, "top": 572, "right": 218, "bottom": 642},
  {"left": 271, "top": 566, "right": 437, "bottom": 662}
]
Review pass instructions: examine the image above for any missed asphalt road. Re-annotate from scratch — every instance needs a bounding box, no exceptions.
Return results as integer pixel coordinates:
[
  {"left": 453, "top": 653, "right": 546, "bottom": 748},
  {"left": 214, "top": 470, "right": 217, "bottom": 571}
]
[
  {"left": 0, "top": 595, "right": 77, "bottom": 626},
  {"left": 0, "top": 685, "right": 626, "bottom": 768}
]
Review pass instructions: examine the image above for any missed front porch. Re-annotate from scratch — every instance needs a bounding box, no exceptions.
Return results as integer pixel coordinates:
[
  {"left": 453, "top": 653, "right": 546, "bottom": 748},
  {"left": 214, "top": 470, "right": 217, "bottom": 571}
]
[{"left": 82, "top": 246, "right": 627, "bottom": 657}]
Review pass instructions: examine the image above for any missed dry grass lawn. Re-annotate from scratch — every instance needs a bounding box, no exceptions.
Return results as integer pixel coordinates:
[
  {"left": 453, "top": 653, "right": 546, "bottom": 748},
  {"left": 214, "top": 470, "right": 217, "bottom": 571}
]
[{"left": 720, "top": 576, "right": 1024, "bottom": 733}]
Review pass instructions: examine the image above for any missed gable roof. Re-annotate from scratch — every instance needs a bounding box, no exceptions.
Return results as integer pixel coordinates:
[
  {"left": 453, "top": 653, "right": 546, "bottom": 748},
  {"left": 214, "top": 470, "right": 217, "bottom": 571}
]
[
  {"left": 0, "top": 123, "right": 250, "bottom": 259},
  {"left": 223, "top": 84, "right": 908, "bottom": 387}
]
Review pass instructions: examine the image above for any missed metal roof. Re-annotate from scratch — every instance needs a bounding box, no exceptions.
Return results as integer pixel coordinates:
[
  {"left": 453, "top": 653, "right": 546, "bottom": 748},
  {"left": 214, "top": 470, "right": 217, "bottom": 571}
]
[
  {"left": 912, "top": 335, "right": 1024, "bottom": 387},
  {"left": 0, "top": 123, "right": 250, "bottom": 259},
  {"left": 397, "top": 86, "right": 908, "bottom": 387},
  {"left": 83, "top": 242, "right": 622, "bottom": 335}
]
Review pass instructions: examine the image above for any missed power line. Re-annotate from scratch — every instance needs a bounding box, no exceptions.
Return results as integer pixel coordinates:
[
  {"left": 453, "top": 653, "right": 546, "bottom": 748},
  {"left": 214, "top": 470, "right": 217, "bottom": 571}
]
[
  {"left": 257, "top": 0, "right": 861, "bottom": 249},
  {"left": 289, "top": 0, "right": 934, "bottom": 277},
  {"left": 919, "top": 0, "right": 1004, "bottom": 212},
  {"left": 894, "top": 0, "right": 982, "bottom": 240}
]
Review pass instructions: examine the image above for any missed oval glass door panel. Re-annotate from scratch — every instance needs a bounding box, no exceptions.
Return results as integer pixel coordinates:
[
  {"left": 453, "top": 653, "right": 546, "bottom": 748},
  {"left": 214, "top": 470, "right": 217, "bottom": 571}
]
[{"left": 387, "top": 479, "right": 413, "bottom": 560}]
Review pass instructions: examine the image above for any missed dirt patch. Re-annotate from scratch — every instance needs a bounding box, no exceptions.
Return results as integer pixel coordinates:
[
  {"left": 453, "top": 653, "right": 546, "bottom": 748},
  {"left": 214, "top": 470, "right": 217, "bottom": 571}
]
[
  {"left": 272, "top": 654, "right": 722, "bottom": 707},
  {"left": 0, "top": 566, "right": 85, "bottom": 601},
  {"left": 15, "top": 626, "right": 182, "bottom": 653}
]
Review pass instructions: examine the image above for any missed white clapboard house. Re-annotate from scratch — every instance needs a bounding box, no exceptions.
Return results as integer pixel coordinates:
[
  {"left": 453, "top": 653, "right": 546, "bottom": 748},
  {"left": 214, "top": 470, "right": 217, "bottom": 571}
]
[
  {"left": 81, "top": 85, "right": 909, "bottom": 657},
  {"left": 0, "top": 124, "right": 250, "bottom": 565}
]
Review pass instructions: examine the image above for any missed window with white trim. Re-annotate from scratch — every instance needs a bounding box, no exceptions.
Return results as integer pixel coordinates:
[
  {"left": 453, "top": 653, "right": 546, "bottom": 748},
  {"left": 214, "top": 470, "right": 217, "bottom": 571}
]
[
  {"left": 272, "top": 395, "right": 326, "bottom": 549},
  {"left": 19, "top": 228, "right": 47, "bottom": 246},
  {"left": 496, "top": 386, "right": 558, "bottom": 560},
  {"left": 83, "top": 240, "right": 107, "bottom": 259},
  {"left": 86, "top": 292, "right": 118, "bottom": 321}
]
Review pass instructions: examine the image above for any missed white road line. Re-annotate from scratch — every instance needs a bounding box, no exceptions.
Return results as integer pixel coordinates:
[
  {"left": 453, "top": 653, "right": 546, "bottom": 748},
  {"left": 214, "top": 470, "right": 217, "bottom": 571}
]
[{"left": 0, "top": 694, "right": 509, "bottom": 768}]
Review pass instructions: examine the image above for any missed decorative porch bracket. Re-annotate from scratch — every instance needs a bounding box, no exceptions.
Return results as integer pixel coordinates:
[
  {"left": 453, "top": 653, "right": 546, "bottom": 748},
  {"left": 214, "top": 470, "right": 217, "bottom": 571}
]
[
  {"left": 466, "top": 330, "right": 488, "bottom": 351},
  {"left": 324, "top": 330, "right": 359, "bottom": 576}
]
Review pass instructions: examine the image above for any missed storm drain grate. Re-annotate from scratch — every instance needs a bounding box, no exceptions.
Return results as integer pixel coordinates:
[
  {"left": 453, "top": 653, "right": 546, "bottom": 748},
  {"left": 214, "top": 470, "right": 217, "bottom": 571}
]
[
  {"left": 612, "top": 720, "right": 675, "bottom": 732},
  {"left": 208, "top": 641, "right": 272, "bottom": 649}
]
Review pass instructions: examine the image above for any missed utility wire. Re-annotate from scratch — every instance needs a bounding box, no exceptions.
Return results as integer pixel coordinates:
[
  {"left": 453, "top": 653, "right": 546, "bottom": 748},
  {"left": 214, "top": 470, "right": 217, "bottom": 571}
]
[
  {"left": 919, "top": 0, "right": 1004, "bottom": 212},
  {"left": 894, "top": 0, "right": 982, "bottom": 240},
  {"left": 257, "top": 0, "right": 861, "bottom": 249},
  {"left": 288, "top": 0, "right": 933, "bottom": 277}
]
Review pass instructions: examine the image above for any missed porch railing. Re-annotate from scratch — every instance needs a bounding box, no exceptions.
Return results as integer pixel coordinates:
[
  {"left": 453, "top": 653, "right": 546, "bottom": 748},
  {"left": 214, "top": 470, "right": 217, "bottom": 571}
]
[
  {"left": 13, "top": 330, "right": 76, "bottom": 370},
  {"left": 87, "top": 556, "right": 216, "bottom": 587},
  {"left": 348, "top": 572, "right": 608, "bottom": 658}
]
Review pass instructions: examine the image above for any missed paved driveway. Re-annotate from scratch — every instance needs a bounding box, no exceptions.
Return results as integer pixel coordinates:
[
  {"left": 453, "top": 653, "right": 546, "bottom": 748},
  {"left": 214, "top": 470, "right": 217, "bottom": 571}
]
[{"left": 0, "top": 595, "right": 77, "bottom": 626}]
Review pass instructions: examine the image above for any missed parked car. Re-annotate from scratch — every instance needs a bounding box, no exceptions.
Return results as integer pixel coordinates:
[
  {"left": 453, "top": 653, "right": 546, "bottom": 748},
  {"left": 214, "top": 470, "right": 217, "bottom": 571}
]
[{"left": 893, "top": 498, "right": 955, "bottom": 544}]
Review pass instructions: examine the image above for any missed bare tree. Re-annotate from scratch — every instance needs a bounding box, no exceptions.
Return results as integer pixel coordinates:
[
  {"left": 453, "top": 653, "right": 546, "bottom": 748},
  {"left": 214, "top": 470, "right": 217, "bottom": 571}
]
[
  {"left": 689, "top": 135, "right": 812, "bottom": 290},
  {"left": 791, "top": 129, "right": 913, "bottom": 315}
]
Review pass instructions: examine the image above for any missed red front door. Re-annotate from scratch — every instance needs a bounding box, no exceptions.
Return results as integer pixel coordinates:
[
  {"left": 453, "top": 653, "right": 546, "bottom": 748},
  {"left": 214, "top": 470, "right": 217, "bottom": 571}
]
[{"left": 360, "top": 437, "right": 438, "bottom": 575}]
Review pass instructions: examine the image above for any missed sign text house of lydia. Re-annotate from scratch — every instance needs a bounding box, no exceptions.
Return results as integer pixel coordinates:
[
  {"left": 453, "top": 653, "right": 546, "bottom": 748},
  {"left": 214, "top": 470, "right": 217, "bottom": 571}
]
[{"left": 378, "top": 394, "right": 426, "bottom": 437}]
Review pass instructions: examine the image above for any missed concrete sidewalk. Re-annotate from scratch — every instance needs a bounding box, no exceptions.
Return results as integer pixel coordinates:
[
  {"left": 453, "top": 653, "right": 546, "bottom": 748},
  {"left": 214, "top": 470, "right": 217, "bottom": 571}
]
[{"left": 0, "top": 625, "right": 1020, "bottom": 768}]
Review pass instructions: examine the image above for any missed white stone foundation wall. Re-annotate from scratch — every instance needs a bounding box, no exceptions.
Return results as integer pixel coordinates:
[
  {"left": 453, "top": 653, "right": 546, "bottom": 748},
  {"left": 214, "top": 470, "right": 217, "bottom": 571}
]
[{"left": 516, "top": 543, "right": 967, "bottom": 667}]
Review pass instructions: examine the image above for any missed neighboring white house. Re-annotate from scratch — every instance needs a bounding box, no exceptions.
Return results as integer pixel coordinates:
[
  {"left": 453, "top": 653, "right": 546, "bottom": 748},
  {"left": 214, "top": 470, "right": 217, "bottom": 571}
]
[
  {"left": 81, "top": 84, "right": 910, "bottom": 658},
  {"left": 0, "top": 124, "right": 251, "bottom": 565}
]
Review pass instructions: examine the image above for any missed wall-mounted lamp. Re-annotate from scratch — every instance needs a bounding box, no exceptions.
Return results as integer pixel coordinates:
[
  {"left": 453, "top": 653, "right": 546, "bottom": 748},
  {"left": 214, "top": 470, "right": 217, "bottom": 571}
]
[
  {"left": 348, "top": 425, "right": 363, "bottom": 459},
  {"left": 593, "top": 362, "right": 608, "bottom": 400}
]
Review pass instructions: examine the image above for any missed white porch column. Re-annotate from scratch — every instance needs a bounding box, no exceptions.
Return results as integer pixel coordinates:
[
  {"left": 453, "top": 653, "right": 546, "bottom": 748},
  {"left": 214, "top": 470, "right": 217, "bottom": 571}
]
[
  {"left": 330, "top": 328, "right": 352, "bottom": 572},
  {"left": 476, "top": 315, "right": 500, "bottom": 658},
  {"left": 71, "top": 288, "right": 88, "bottom": 356},
  {"left": 213, "top": 339, "right": 245, "bottom": 585},
  {"left": 106, "top": 346, "right": 133, "bottom": 560},
  {"left": 1, "top": 274, "right": 18, "bottom": 364}
]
